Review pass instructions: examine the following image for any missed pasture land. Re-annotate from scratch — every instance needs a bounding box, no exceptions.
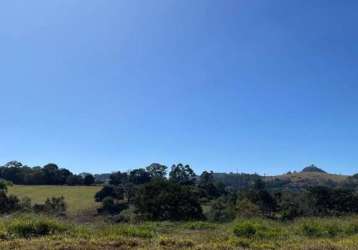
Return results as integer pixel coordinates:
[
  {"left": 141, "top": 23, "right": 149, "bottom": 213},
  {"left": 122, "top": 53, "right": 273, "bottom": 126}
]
[
  {"left": 8, "top": 185, "right": 101, "bottom": 215},
  {"left": 0, "top": 215, "right": 358, "bottom": 249}
]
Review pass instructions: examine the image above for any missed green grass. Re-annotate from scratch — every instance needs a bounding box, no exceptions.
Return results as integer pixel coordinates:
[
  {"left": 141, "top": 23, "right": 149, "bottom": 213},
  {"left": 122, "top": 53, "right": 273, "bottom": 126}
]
[
  {"left": 1, "top": 215, "right": 358, "bottom": 249},
  {"left": 8, "top": 185, "right": 101, "bottom": 215}
]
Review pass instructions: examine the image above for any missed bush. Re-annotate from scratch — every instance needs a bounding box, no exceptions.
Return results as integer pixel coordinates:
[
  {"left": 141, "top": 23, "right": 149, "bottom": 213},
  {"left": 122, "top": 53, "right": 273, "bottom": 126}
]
[
  {"left": 236, "top": 198, "right": 261, "bottom": 218},
  {"left": 19, "top": 197, "right": 32, "bottom": 212},
  {"left": 299, "top": 220, "right": 342, "bottom": 238},
  {"left": 233, "top": 220, "right": 283, "bottom": 239},
  {"left": 114, "top": 207, "right": 144, "bottom": 223},
  {"left": 33, "top": 196, "right": 66, "bottom": 216},
  {"left": 97, "top": 197, "right": 128, "bottom": 215},
  {"left": 0, "top": 191, "right": 21, "bottom": 214},
  {"left": 7, "top": 216, "right": 67, "bottom": 238},
  {"left": 206, "top": 198, "right": 236, "bottom": 222},
  {"left": 233, "top": 222, "right": 257, "bottom": 238}
]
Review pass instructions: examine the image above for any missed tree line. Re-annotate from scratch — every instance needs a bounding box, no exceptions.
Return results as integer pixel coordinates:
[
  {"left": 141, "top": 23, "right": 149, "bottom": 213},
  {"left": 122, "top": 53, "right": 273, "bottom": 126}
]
[
  {"left": 0, "top": 161, "right": 95, "bottom": 186},
  {"left": 94, "top": 163, "right": 358, "bottom": 222}
]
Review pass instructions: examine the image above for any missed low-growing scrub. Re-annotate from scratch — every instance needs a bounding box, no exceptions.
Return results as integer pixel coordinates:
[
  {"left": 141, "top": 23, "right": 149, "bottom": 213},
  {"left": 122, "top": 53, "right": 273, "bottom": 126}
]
[
  {"left": 182, "top": 221, "right": 217, "bottom": 230},
  {"left": 6, "top": 216, "right": 67, "bottom": 238},
  {"left": 233, "top": 220, "right": 284, "bottom": 239}
]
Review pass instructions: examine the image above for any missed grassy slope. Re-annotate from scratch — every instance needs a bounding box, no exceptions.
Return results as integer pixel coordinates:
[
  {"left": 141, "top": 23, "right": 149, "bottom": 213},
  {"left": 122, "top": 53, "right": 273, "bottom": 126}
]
[
  {"left": 266, "top": 172, "right": 348, "bottom": 189},
  {"left": 8, "top": 185, "right": 101, "bottom": 215}
]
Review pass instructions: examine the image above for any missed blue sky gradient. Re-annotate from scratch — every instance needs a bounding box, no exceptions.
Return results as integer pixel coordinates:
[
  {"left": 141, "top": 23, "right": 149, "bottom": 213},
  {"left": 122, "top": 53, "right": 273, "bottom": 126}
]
[{"left": 1, "top": 1, "right": 358, "bottom": 175}]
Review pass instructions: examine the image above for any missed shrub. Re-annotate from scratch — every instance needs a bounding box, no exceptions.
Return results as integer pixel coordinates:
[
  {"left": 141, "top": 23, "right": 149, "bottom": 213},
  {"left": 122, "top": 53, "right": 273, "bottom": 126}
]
[
  {"left": 33, "top": 196, "right": 66, "bottom": 216},
  {"left": 0, "top": 192, "right": 21, "bottom": 214},
  {"left": 19, "top": 197, "right": 32, "bottom": 212},
  {"left": 233, "top": 220, "right": 283, "bottom": 239},
  {"left": 346, "top": 221, "right": 358, "bottom": 235},
  {"left": 206, "top": 198, "right": 236, "bottom": 222},
  {"left": 114, "top": 207, "right": 144, "bottom": 223},
  {"left": 7, "top": 216, "right": 67, "bottom": 238},
  {"left": 97, "top": 197, "right": 128, "bottom": 215},
  {"left": 233, "top": 222, "right": 257, "bottom": 238},
  {"left": 299, "top": 220, "right": 343, "bottom": 238},
  {"left": 236, "top": 198, "right": 261, "bottom": 218}
]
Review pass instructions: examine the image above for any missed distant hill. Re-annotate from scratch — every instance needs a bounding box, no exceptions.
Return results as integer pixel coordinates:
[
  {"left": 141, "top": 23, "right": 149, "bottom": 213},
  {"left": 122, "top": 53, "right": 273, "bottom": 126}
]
[
  {"left": 265, "top": 171, "right": 348, "bottom": 191},
  {"left": 301, "top": 164, "right": 326, "bottom": 173},
  {"left": 213, "top": 166, "right": 352, "bottom": 191}
]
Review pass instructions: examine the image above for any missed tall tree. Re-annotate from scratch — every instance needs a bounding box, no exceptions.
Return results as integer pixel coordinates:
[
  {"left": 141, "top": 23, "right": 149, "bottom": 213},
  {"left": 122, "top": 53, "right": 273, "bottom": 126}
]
[{"left": 169, "top": 164, "right": 196, "bottom": 185}]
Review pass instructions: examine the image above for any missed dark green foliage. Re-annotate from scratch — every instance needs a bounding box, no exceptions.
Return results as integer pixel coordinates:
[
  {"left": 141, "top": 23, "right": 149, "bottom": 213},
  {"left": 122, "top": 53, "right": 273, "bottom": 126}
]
[
  {"left": 198, "top": 171, "right": 221, "bottom": 199},
  {"left": 129, "top": 169, "right": 151, "bottom": 185},
  {"left": 242, "top": 180, "right": 278, "bottom": 217},
  {"left": 134, "top": 180, "right": 204, "bottom": 220},
  {"left": 236, "top": 198, "right": 261, "bottom": 218},
  {"left": 109, "top": 171, "right": 128, "bottom": 185},
  {"left": 65, "top": 175, "right": 84, "bottom": 185},
  {"left": 0, "top": 182, "right": 23, "bottom": 214},
  {"left": 308, "top": 186, "right": 358, "bottom": 215},
  {"left": 299, "top": 222, "right": 342, "bottom": 238},
  {"left": 98, "top": 197, "right": 128, "bottom": 214},
  {"left": 206, "top": 197, "right": 236, "bottom": 222},
  {"left": 0, "top": 161, "right": 84, "bottom": 185},
  {"left": 0, "top": 192, "right": 21, "bottom": 213},
  {"left": 7, "top": 216, "right": 67, "bottom": 238},
  {"left": 233, "top": 222, "right": 257, "bottom": 238},
  {"left": 95, "top": 185, "right": 125, "bottom": 202},
  {"left": 169, "top": 164, "right": 196, "bottom": 185},
  {"left": 0, "top": 181, "right": 7, "bottom": 192},
  {"left": 233, "top": 221, "right": 282, "bottom": 239},
  {"left": 275, "top": 191, "right": 312, "bottom": 220},
  {"left": 33, "top": 196, "right": 66, "bottom": 216},
  {"left": 83, "top": 174, "right": 95, "bottom": 186},
  {"left": 145, "top": 163, "right": 167, "bottom": 179}
]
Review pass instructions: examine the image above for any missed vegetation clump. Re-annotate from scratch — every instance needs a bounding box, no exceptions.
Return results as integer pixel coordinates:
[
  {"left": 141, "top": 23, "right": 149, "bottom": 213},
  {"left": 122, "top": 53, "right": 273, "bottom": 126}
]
[{"left": 7, "top": 216, "right": 67, "bottom": 238}]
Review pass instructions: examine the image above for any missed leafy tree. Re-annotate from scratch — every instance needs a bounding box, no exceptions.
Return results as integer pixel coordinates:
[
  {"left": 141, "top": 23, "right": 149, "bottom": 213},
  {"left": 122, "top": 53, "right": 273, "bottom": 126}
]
[
  {"left": 169, "top": 164, "right": 196, "bottom": 185},
  {"left": 128, "top": 168, "right": 151, "bottom": 185},
  {"left": 43, "top": 163, "right": 60, "bottom": 184},
  {"left": 242, "top": 179, "right": 278, "bottom": 217},
  {"left": 83, "top": 174, "right": 95, "bottom": 186},
  {"left": 65, "top": 175, "right": 83, "bottom": 186},
  {"left": 198, "top": 171, "right": 220, "bottom": 199},
  {"left": 109, "top": 171, "right": 128, "bottom": 185},
  {"left": 134, "top": 179, "right": 203, "bottom": 220},
  {"left": 95, "top": 185, "right": 125, "bottom": 202},
  {"left": 146, "top": 163, "right": 167, "bottom": 179}
]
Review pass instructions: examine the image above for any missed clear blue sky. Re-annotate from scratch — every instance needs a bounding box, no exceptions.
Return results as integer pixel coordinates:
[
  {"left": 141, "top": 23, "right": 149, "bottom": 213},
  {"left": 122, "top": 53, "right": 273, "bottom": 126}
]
[{"left": 1, "top": 1, "right": 357, "bottom": 175}]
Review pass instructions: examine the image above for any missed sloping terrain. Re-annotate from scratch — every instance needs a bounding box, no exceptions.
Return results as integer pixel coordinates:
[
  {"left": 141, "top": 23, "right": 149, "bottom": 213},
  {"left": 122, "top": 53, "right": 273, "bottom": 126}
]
[{"left": 265, "top": 171, "right": 348, "bottom": 190}]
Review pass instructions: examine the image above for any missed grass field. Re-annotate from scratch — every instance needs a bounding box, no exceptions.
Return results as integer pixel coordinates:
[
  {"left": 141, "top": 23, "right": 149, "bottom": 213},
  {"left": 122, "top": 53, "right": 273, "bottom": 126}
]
[
  {"left": 0, "top": 215, "right": 358, "bottom": 249},
  {"left": 8, "top": 185, "right": 101, "bottom": 215}
]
